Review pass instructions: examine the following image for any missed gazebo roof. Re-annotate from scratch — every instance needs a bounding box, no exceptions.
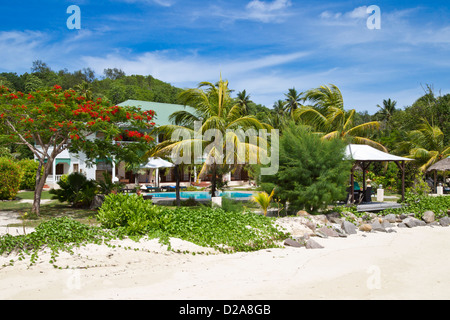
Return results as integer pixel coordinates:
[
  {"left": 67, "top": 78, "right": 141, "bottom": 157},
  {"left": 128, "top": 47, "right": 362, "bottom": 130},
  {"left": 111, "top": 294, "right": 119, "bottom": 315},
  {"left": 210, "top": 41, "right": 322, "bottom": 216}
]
[
  {"left": 344, "top": 144, "right": 413, "bottom": 162},
  {"left": 426, "top": 157, "right": 450, "bottom": 172}
]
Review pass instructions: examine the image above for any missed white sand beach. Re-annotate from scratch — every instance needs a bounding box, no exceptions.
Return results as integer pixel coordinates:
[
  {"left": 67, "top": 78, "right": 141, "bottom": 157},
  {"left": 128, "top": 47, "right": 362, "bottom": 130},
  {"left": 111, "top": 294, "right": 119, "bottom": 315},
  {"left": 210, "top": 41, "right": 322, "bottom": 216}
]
[{"left": 1, "top": 218, "right": 450, "bottom": 300}]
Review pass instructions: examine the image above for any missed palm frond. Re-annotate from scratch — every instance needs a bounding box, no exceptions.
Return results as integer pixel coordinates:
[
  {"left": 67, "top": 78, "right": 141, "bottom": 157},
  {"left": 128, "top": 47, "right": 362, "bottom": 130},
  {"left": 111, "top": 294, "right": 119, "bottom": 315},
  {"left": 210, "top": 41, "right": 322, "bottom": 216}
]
[
  {"left": 346, "top": 121, "right": 380, "bottom": 137},
  {"left": 351, "top": 137, "right": 388, "bottom": 152}
]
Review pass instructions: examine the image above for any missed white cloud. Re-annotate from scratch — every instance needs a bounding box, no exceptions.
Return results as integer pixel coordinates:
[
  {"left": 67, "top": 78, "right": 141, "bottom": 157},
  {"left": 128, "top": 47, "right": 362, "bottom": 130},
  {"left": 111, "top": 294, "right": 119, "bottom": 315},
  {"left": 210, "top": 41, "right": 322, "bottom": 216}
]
[
  {"left": 211, "top": 0, "right": 293, "bottom": 23},
  {"left": 245, "top": 0, "right": 292, "bottom": 22},
  {"left": 319, "top": 6, "right": 370, "bottom": 26},
  {"left": 0, "top": 31, "right": 50, "bottom": 72},
  {"left": 114, "top": 0, "right": 175, "bottom": 7},
  {"left": 82, "top": 50, "right": 309, "bottom": 84}
]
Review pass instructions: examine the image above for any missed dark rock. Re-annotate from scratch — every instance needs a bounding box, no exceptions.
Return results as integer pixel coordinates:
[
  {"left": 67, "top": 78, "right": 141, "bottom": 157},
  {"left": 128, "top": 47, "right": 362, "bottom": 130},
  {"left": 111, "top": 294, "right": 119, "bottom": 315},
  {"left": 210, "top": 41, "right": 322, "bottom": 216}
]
[
  {"left": 316, "top": 226, "right": 340, "bottom": 238},
  {"left": 284, "top": 238, "right": 304, "bottom": 248},
  {"left": 403, "top": 217, "right": 421, "bottom": 228},
  {"left": 306, "top": 238, "right": 324, "bottom": 249},
  {"left": 439, "top": 216, "right": 450, "bottom": 227},
  {"left": 381, "top": 220, "right": 394, "bottom": 228},
  {"left": 341, "top": 220, "right": 357, "bottom": 235},
  {"left": 384, "top": 214, "right": 398, "bottom": 223},
  {"left": 371, "top": 221, "right": 387, "bottom": 232}
]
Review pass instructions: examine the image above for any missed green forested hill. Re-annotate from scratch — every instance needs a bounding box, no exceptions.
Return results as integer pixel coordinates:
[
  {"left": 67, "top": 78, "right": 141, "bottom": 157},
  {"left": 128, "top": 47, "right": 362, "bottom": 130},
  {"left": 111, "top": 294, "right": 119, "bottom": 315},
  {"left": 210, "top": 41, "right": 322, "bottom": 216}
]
[{"left": 0, "top": 61, "right": 184, "bottom": 105}]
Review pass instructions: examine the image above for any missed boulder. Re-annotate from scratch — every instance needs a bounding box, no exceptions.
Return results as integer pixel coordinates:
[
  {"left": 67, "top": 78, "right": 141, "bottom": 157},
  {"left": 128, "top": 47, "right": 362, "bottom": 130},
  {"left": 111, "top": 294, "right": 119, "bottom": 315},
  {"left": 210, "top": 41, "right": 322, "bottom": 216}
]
[
  {"left": 403, "top": 217, "right": 417, "bottom": 228},
  {"left": 381, "top": 220, "right": 394, "bottom": 228},
  {"left": 306, "top": 238, "right": 324, "bottom": 249},
  {"left": 439, "top": 216, "right": 450, "bottom": 227},
  {"left": 383, "top": 214, "right": 398, "bottom": 223},
  {"left": 422, "top": 211, "right": 435, "bottom": 224},
  {"left": 316, "top": 226, "right": 340, "bottom": 238},
  {"left": 284, "top": 238, "right": 304, "bottom": 248},
  {"left": 403, "top": 217, "right": 426, "bottom": 228},
  {"left": 371, "top": 221, "right": 387, "bottom": 232},
  {"left": 341, "top": 220, "right": 358, "bottom": 235},
  {"left": 359, "top": 224, "right": 373, "bottom": 232}
]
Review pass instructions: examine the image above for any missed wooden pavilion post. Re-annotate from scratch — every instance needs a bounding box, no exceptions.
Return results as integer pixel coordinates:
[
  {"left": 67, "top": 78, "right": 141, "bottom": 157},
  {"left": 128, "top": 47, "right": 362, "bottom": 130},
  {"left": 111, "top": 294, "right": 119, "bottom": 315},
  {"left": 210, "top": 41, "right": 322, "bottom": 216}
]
[
  {"left": 394, "top": 160, "right": 406, "bottom": 202},
  {"left": 350, "top": 163, "right": 356, "bottom": 204}
]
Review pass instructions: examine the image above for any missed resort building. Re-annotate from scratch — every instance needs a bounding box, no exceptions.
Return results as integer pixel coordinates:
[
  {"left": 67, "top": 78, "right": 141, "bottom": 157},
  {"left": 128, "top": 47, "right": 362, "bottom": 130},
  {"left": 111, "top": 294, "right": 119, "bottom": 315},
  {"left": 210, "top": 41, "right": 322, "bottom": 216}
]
[{"left": 38, "top": 100, "right": 250, "bottom": 188}]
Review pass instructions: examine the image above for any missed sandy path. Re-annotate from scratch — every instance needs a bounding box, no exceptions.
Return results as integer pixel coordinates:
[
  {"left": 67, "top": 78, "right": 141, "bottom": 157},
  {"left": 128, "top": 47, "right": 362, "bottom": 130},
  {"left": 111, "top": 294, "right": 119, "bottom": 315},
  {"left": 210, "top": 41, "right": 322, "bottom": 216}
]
[{"left": 1, "top": 224, "right": 449, "bottom": 300}]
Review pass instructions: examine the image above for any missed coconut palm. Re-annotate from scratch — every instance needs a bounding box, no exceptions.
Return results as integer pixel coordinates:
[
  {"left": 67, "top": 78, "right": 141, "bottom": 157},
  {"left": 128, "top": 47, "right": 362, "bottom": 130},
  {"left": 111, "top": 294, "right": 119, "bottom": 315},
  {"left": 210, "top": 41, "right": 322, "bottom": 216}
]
[
  {"left": 294, "top": 84, "right": 386, "bottom": 151},
  {"left": 304, "top": 84, "right": 344, "bottom": 112},
  {"left": 397, "top": 118, "right": 450, "bottom": 172},
  {"left": 376, "top": 98, "right": 397, "bottom": 128},
  {"left": 146, "top": 76, "right": 272, "bottom": 197},
  {"left": 284, "top": 88, "right": 304, "bottom": 116},
  {"left": 252, "top": 188, "right": 275, "bottom": 216},
  {"left": 235, "top": 90, "right": 252, "bottom": 114}
]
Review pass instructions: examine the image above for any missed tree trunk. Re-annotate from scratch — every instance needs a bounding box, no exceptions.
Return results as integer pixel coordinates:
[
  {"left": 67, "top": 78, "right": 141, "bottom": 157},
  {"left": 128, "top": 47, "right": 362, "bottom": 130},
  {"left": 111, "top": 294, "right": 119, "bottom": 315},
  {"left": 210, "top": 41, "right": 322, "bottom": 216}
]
[
  {"left": 211, "top": 164, "right": 217, "bottom": 198},
  {"left": 175, "top": 164, "right": 181, "bottom": 207},
  {"left": 32, "top": 159, "right": 51, "bottom": 216}
]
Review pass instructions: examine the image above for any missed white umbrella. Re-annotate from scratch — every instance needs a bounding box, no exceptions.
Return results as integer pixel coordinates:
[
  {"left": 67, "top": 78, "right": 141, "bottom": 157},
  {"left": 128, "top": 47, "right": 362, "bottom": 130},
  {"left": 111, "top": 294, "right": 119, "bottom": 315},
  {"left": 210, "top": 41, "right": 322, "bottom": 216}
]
[
  {"left": 140, "top": 157, "right": 174, "bottom": 169},
  {"left": 140, "top": 158, "right": 175, "bottom": 188}
]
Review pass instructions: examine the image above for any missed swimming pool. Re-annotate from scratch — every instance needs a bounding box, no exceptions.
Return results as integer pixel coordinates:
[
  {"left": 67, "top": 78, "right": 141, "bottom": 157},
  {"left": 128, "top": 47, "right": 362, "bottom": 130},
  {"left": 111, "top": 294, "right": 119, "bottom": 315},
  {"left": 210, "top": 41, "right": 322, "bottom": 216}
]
[{"left": 148, "top": 191, "right": 254, "bottom": 200}]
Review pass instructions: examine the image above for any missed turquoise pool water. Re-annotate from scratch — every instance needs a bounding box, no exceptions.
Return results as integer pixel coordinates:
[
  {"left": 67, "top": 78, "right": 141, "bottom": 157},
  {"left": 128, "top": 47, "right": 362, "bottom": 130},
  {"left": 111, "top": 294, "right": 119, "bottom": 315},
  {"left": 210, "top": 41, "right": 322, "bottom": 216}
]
[{"left": 148, "top": 191, "right": 253, "bottom": 200}]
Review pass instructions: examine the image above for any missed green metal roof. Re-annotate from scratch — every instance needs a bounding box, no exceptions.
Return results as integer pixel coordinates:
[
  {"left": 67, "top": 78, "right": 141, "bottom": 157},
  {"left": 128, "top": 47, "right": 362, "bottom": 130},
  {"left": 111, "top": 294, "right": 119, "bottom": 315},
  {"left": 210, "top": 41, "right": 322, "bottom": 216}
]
[{"left": 118, "top": 100, "right": 195, "bottom": 127}]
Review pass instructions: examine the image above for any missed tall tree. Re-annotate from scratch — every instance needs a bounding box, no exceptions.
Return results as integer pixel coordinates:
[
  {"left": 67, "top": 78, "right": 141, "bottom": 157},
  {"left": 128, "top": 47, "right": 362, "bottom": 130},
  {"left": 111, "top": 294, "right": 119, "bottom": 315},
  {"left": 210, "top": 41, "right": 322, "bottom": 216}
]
[
  {"left": 397, "top": 118, "right": 450, "bottom": 172},
  {"left": 376, "top": 98, "right": 397, "bottom": 128},
  {"left": 284, "top": 88, "right": 303, "bottom": 116},
  {"left": 304, "top": 84, "right": 344, "bottom": 112},
  {"left": 0, "top": 85, "right": 155, "bottom": 215},
  {"left": 235, "top": 90, "right": 252, "bottom": 114},
  {"left": 147, "top": 76, "right": 272, "bottom": 199},
  {"left": 295, "top": 84, "right": 385, "bottom": 151}
]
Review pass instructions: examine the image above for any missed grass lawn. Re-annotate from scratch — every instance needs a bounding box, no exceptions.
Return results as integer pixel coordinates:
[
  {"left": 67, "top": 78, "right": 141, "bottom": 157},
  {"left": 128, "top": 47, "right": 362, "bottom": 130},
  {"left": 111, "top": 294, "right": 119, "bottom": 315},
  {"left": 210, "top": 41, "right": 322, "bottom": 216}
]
[
  {"left": 0, "top": 191, "right": 98, "bottom": 228},
  {"left": 16, "top": 190, "right": 53, "bottom": 200}
]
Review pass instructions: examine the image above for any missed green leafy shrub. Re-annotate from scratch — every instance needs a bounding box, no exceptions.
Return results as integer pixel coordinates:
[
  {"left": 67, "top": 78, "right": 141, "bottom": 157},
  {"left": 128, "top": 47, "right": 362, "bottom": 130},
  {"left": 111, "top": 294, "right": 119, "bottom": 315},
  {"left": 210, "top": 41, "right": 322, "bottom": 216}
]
[
  {"left": 163, "top": 207, "right": 286, "bottom": 252},
  {"left": 97, "top": 193, "right": 287, "bottom": 252},
  {"left": 262, "top": 123, "right": 352, "bottom": 213},
  {"left": 97, "top": 193, "right": 171, "bottom": 236},
  {"left": 0, "top": 217, "right": 115, "bottom": 266},
  {"left": 0, "top": 157, "right": 23, "bottom": 200},
  {"left": 49, "top": 172, "right": 97, "bottom": 208},
  {"left": 18, "top": 159, "right": 43, "bottom": 191}
]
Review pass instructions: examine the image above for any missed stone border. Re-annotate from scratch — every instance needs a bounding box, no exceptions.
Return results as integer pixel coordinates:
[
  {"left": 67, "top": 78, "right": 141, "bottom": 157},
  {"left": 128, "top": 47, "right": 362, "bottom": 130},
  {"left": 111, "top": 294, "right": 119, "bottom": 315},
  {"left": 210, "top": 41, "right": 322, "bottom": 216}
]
[{"left": 277, "top": 210, "right": 450, "bottom": 249}]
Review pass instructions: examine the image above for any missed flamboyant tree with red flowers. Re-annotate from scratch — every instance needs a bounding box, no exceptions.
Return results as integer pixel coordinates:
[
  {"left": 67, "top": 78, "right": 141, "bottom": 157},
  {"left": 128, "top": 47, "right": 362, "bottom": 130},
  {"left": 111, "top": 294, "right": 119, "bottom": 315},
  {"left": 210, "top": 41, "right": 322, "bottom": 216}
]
[{"left": 0, "top": 85, "right": 155, "bottom": 215}]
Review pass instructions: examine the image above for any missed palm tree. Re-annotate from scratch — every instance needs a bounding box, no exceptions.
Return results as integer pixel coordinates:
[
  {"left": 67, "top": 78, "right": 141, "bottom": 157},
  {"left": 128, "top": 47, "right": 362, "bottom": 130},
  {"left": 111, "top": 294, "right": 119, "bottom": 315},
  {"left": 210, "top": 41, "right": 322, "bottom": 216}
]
[
  {"left": 267, "top": 100, "right": 288, "bottom": 131},
  {"left": 235, "top": 90, "right": 252, "bottom": 114},
  {"left": 376, "top": 98, "right": 397, "bottom": 128},
  {"left": 294, "top": 84, "right": 386, "bottom": 151},
  {"left": 146, "top": 76, "right": 272, "bottom": 198},
  {"left": 252, "top": 188, "right": 275, "bottom": 216},
  {"left": 284, "top": 88, "right": 304, "bottom": 116},
  {"left": 304, "top": 84, "right": 344, "bottom": 112},
  {"left": 397, "top": 118, "right": 450, "bottom": 172}
]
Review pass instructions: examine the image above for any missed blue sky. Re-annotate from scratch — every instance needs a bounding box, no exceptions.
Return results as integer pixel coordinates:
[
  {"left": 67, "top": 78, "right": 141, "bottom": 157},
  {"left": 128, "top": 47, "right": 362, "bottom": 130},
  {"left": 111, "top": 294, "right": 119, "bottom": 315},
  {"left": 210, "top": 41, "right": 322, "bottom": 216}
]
[{"left": 1, "top": 0, "right": 450, "bottom": 113}]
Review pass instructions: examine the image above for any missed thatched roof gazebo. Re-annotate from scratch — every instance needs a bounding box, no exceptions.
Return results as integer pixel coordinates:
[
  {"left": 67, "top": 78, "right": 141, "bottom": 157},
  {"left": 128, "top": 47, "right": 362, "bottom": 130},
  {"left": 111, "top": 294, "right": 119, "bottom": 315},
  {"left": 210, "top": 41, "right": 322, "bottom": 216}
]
[
  {"left": 426, "top": 157, "right": 450, "bottom": 192},
  {"left": 345, "top": 144, "right": 414, "bottom": 202}
]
